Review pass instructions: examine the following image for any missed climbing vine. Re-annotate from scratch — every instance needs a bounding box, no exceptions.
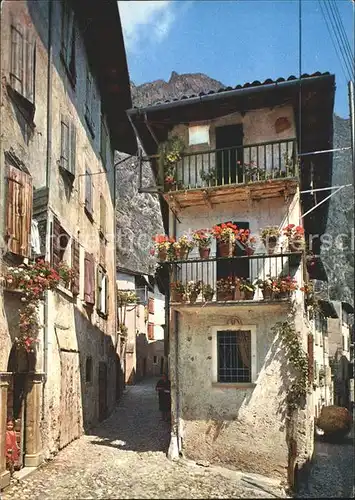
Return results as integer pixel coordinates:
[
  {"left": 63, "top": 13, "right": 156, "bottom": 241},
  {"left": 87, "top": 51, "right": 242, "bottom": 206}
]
[{"left": 271, "top": 320, "right": 309, "bottom": 413}]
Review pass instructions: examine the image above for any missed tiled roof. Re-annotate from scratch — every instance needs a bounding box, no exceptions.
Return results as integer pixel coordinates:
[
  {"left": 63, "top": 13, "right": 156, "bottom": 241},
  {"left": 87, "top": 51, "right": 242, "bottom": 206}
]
[{"left": 149, "top": 71, "right": 331, "bottom": 107}]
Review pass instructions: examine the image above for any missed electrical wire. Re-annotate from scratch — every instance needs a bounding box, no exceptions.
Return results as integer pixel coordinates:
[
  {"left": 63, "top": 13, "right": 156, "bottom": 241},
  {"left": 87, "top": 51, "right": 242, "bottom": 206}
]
[
  {"left": 318, "top": 0, "right": 350, "bottom": 81},
  {"left": 328, "top": 0, "right": 355, "bottom": 73}
]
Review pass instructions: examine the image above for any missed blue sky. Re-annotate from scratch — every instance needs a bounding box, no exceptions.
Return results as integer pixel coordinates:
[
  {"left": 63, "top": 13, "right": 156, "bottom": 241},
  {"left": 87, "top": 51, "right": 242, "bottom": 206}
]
[{"left": 118, "top": 0, "right": 354, "bottom": 117}]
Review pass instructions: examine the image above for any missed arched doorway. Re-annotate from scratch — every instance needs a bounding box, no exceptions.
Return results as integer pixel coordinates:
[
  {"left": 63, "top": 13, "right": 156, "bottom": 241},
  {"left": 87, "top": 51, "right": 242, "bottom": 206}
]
[{"left": 6, "top": 345, "right": 35, "bottom": 471}]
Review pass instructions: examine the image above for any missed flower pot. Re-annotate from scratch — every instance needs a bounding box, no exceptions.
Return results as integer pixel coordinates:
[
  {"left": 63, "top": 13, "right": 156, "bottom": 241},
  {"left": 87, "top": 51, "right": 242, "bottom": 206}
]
[
  {"left": 203, "top": 292, "right": 214, "bottom": 302},
  {"left": 158, "top": 248, "right": 168, "bottom": 261},
  {"left": 217, "top": 290, "right": 234, "bottom": 301},
  {"left": 175, "top": 248, "right": 189, "bottom": 260},
  {"left": 172, "top": 291, "right": 185, "bottom": 302},
  {"left": 275, "top": 291, "right": 290, "bottom": 299},
  {"left": 218, "top": 241, "right": 233, "bottom": 257},
  {"left": 234, "top": 282, "right": 241, "bottom": 300},
  {"left": 245, "top": 246, "right": 255, "bottom": 256},
  {"left": 263, "top": 237, "right": 278, "bottom": 254},
  {"left": 288, "top": 240, "right": 305, "bottom": 253},
  {"left": 189, "top": 293, "right": 198, "bottom": 304},
  {"left": 242, "top": 289, "right": 254, "bottom": 300},
  {"left": 199, "top": 247, "right": 211, "bottom": 260},
  {"left": 262, "top": 287, "right": 273, "bottom": 300}
]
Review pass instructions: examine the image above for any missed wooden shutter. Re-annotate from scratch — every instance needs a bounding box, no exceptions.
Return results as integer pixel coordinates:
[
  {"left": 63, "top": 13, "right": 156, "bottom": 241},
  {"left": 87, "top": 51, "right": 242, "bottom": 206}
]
[
  {"left": 10, "top": 23, "right": 24, "bottom": 94},
  {"left": 52, "top": 218, "right": 62, "bottom": 268},
  {"left": 6, "top": 165, "right": 32, "bottom": 257},
  {"left": 96, "top": 266, "right": 103, "bottom": 311},
  {"left": 24, "top": 34, "right": 35, "bottom": 102},
  {"left": 308, "top": 333, "right": 314, "bottom": 383},
  {"left": 69, "top": 123, "right": 76, "bottom": 176},
  {"left": 148, "top": 323, "right": 154, "bottom": 340},
  {"left": 100, "top": 195, "right": 106, "bottom": 235},
  {"left": 103, "top": 274, "right": 109, "bottom": 316},
  {"left": 84, "top": 252, "right": 95, "bottom": 304},
  {"left": 71, "top": 238, "right": 80, "bottom": 295},
  {"left": 148, "top": 297, "right": 154, "bottom": 315},
  {"left": 60, "top": 115, "right": 69, "bottom": 170}
]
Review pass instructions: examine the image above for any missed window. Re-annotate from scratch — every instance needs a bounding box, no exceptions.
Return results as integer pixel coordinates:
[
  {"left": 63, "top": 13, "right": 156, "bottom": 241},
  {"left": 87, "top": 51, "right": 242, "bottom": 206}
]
[
  {"left": 100, "top": 115, "right": 108, "bottom": 168},
  {"left": 85, "top": 357, "right": 92, "bottom": 383},
  {"left": 84, "top": 252, "right": 95, "bottom": 305},
  {"left": 150, "top": 299, "right": 157, "bottom": 316},
  {"left": 99, "top": 195, "right": 106, "bottom": 238},
  {"left": 148, "top": 323, "right": 154, "bottom": 340},
  {"left": 217, "top": 330, "right": 251, "bottom": 383},
  {"left": 10, "top": 22, "right": 35, "bottom": 102},
  {"left": 84, "top": 168, "right": 93, "bottom": 218},
  {"left": 85, "top": 68, "right": 95, "bottom": 136},
  {"left": 60, "top": 115, "right": 76, "bottom": 177},
  {"left": 96, "top": 266, "right": 108, "bottom": 317},
  {"left": 61, "top": 0, "right": 76, "bottom": 85},
  {"left": 189, "top": 125, "right": 210, "bottom": 146},
  {"left": 5, "top": 164, "right": 33, "bottom": 257},
  {"left": 153, "top": 356, "right": 158, "bottom": 364}
]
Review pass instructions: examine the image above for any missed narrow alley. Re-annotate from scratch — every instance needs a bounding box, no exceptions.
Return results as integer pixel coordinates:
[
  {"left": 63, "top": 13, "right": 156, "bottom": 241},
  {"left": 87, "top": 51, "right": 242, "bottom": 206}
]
[{"left": 2, "top": 379, "right": 287, "bottom": 500}]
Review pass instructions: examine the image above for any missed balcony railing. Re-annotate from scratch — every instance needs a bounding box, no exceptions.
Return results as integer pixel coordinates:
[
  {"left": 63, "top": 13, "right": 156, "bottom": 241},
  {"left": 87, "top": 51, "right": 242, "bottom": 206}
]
[
  {"left": 168, "top": 252, "right": 302, "bottom": 305},
  {"left": 162, "top": 139, "right": 298, "bottom": 192}
]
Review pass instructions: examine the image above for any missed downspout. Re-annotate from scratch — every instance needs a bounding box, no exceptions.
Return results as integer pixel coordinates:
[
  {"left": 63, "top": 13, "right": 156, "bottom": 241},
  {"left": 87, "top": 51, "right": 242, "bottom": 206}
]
[
  {"left": 42, "top": 0, "right": 53, "bottom": 415},
  {"left": 168, "top": 214, "right": 181, "bottom": 459}
]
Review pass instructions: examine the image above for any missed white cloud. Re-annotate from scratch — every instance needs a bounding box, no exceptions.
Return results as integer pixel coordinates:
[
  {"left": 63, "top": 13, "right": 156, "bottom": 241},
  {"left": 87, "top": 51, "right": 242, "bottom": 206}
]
[{"left": 118, "top": 1, "right": 175, "bottom": 52}]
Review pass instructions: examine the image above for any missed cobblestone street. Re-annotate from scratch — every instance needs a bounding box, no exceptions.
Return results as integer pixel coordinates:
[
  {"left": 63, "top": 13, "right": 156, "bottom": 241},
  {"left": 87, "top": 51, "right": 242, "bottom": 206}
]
[{"left": 2, "top": 379, "right": 287, "bottom": 499}]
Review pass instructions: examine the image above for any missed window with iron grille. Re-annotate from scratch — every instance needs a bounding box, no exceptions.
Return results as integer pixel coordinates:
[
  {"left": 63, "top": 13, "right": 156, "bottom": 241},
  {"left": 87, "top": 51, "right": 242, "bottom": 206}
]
[{"left": 217, "top": 330, "right": 251, "bottom": 383}]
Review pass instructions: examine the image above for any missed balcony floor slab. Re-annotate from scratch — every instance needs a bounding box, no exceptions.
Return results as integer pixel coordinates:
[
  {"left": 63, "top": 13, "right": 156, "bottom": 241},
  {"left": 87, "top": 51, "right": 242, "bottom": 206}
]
[
  {"left": 170, "top": 298, "right": 291, "bottom": 315},
  {"left": 164, "top": 178, "right": 298, "bottom": 210}
]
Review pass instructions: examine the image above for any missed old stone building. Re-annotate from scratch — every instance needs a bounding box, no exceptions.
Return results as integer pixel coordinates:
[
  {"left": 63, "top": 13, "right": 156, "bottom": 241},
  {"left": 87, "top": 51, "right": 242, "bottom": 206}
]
[
  {"left": 0, "top": 0, "right": 135, "bottom": 488},
  {"left": 128, "top": 72, "right": 335, "bottom": 484}
]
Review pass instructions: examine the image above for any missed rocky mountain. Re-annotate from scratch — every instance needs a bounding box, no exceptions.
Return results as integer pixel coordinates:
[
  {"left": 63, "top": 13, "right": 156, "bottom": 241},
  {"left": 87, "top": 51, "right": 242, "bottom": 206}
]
[{"left": 117, "top": 73, "right": 353, "bottom": 305}]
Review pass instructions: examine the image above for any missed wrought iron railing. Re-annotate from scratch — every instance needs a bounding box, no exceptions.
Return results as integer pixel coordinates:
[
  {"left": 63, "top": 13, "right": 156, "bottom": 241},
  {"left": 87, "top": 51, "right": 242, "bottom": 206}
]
[
  {"left": 168, "top": 252, "right": 302, "bottom": 304},
  {"left": 159, "top": 139, "right": 298, "bottom": 192}
]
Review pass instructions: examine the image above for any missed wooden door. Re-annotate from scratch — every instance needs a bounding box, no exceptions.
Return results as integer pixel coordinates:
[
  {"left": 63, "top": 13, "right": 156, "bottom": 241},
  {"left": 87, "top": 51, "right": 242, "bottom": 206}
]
[{"left": 215, "top": 124, "right": 243, "bottom": 185}]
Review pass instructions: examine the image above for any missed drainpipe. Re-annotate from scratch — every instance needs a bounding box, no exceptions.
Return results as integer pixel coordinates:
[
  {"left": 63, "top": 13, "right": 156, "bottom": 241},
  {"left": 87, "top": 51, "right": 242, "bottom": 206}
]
[
  {"left": 168, "top": 214, "right": 181, "bottom": 459},
  {"left": 42, "top": 0, "right": 53, "bottom": 415}
]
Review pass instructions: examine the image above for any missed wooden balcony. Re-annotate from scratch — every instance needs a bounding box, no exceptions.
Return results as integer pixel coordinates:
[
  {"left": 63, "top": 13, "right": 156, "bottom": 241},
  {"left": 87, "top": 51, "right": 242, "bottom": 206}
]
[{"left": 148, "top": 139, "right": 299, "bottom": 211}]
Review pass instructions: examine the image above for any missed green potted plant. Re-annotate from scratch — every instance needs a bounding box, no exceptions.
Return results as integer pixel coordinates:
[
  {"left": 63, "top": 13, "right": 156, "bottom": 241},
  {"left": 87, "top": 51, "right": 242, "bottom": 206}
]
[
  {"left": 212, "top": 223, "right": 238, "bottom": 257},
  {"left": 152, "top": 234, "right": 174, "bottom": 261},
  {"left": 200, "top": 168, "right": 216, "bottom": 186},
  {"left": 202, "top": 283, "right": 214, "bottom": 302},
  {"left": 186, "top": 280, "right": 202, "bottom": 304},
  {"left": 170, "top": 281, "right": 186, "bottom": 302},
  {"left": 239, "top": 279, "right": 256, "bottom": 300},
  {"left": 173, "top": 234, "right": 195, "bottom": 260},
  {"left": 192, "top": 229, "right": 212, "bottom": 259},
  {"left": 158, "top": 135, "right": 185, "bottom": 188},
  {"left": 216, "top": 276, "right": 241, "bottom": 301},
  {"left": 256, "top": 276, "right": 273, "bottom": 300},
  {"left": 283, "top": 224, "right": 305, "bottom": 252},
  {"left": 56, "top": 261, "right": 77, "bottom": 289},
  {"left": 260, "top": 226, "right": 281, "bottom": 254}
]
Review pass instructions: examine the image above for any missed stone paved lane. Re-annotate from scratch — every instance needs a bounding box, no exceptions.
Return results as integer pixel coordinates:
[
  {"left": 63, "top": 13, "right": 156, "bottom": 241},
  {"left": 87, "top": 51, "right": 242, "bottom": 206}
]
[
  {"left": 296, "top": 428, "right": 355, "bottom": 498},
  {"left": 2, "top": 378, "right": 287, "bottom": 499}
]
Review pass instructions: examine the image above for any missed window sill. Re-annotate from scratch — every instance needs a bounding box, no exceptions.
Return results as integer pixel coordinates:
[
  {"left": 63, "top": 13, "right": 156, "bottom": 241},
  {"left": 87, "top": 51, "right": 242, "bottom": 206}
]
[{"left": 212, "top": 382, "right": 256, "bottom": 389}]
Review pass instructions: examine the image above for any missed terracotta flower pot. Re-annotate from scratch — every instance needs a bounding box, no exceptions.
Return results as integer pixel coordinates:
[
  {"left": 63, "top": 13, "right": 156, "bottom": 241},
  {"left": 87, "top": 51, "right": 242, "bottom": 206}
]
[
  {"left": 172, "top": 291, "right": 185, "bottom": 302},
  {"left": 275, "top": 291, "right": 290, "bottom": 299},
  {"left": 218, "top": 241, "right": 233, "bottom": 257},
  {"left": 234, "top": 282, "right": 241, "bottom": 300},
  {"left": 263, "top": 237, "right": 278, "bottom": 254},
  {"left": 203, "top": 292, "right": 214, "bottom": 302},
  {"left": 158, "top": 248, "right": 168, "bottom": 261},
  {"left": 262, "top": 287, "right": 273, "bottom": 300},
  {"left": 199, "top": 247, "right": 211, "bottom": 260},
  {"left": 242, "top": 289, "right": 254, "bottom": 300},
  {"left": 175, "top": 248, "right": 189, "bottom": 260},
  {"left": 189, "top": 293, "right": 198, "bottom": 304},
  {"left": 245, "top": 246, "right": 255, "bottom": 256},
  {"left": 289, "top": 240, "right": 305, "bottom": 253},
  {"left": 217, "top": 290, "right": 234, "bottom": 301}
]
